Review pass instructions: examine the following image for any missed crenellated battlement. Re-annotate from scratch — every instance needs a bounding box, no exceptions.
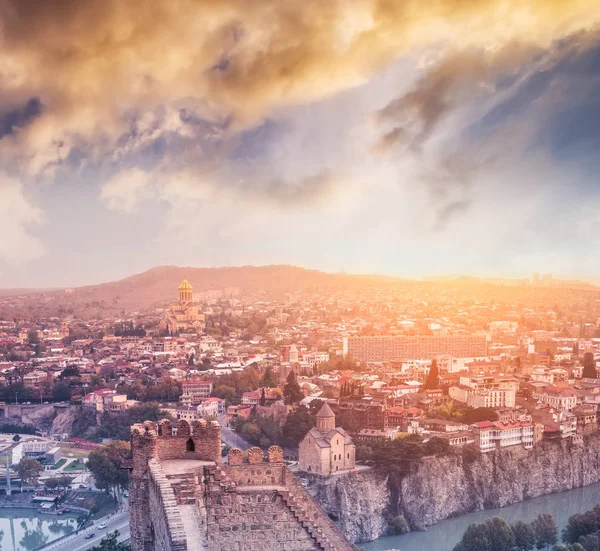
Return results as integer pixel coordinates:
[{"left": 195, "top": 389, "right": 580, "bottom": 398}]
[
  {"left": 131, "top": 418, "right": 221, "bottom": 465},
  {"left": 224, "top": 445, "right": 284, "bottom": 465},
  {"left": 129, "top": 425, "right": 354, "bottom": 551}
]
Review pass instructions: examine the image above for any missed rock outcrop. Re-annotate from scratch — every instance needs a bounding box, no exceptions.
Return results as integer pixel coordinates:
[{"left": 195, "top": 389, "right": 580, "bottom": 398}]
[
  {"left": 313, "top": 435, "right": 600, "bottom": 543},
  {"left": 311, "top": 469, "right": 391, "bottom": 543}
]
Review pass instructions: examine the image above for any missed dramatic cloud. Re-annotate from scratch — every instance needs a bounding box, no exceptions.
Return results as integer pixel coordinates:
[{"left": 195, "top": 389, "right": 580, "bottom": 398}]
[
  {"left": 1, "top": 0, "right": 600, "bottom": 172},
  {"left": 2, "top": 0, "right": 600, "bottom": 284}
]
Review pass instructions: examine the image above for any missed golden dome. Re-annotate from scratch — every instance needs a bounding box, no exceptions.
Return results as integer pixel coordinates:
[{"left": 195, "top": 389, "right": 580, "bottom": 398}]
[{"left": 178, "top": 277, "right": 193, "bottom": 291}]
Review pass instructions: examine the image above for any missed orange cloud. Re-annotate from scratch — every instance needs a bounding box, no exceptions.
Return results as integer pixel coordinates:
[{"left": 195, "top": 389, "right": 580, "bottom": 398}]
[{"left": 1, "top": 0, "right": 599, "bottom": 157}]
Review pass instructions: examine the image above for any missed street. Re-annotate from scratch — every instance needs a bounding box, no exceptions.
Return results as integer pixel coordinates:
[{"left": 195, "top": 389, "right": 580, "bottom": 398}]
[
  {"left": 217, "top": 415, "right": 251, "bottom": 450},
  {"left": 42, "top": 502, "right": 129, "bottom": 551}
]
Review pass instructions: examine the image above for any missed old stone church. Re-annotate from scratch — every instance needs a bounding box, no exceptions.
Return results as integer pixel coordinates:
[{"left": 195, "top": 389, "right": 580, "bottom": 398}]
[{"left": 299, "top": 402, "right": 356, "bottom": 476}]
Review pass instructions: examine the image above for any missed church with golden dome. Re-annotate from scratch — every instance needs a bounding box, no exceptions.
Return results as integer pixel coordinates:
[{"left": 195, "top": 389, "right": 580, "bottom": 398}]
[{"left": 159, "top": 278, "right": 205, "bottom": 334}]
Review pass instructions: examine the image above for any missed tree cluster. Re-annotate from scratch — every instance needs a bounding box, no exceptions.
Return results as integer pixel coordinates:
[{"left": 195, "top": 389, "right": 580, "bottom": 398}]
[
  {"left": 561, "top": 504, "right": 600, "bottom": 550},
  {"left": 283, "top": 372, "right": 303, "bottom": 405},
  {"left": 87, "top": 441, "right": 131, "bottom": 494},
  {"left": 89, "top": 530, "right": 131, "bottom": 551},
  {"left": 113, "top": 321, "right": 146, "bottom": 337},
  {"left": 17, "top": 456, "right": 44, "bottom": 487},
  {"left": 453, "top": 513, "right": 558, "bottom": 551}
]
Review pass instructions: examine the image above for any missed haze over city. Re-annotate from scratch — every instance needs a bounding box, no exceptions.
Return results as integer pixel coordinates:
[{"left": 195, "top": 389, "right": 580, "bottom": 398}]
[
  {"left": 1, "top": 1, "right": 600, "bottom": 288},
  {"left": 3, "top": 4, "right": 600, "bottom": 551}
]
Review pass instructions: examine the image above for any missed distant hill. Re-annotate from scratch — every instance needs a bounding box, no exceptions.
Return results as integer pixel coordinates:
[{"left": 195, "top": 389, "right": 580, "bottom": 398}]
[
  {"left": 74, "top": 265, "right": 369, "bottom": 307},
  {"left": 0, "top": 265, "right": 598, "bottom": 320},
  {"left": 0, "top": 265, "right": 401, "bottom": 318}
]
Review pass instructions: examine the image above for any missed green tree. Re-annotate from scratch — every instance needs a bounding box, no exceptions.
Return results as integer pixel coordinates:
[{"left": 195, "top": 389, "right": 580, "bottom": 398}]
[
  {"left": 90, "top": 530, "right": 131, "bottom": 551},
  {"left": 424, "top": 437, "right": 451, "bottom": 456},
  {"left": 453, "top": 517, "right": 515, "bottom": 551},
  {"left": 423, "top": 359, "right": 439, "bottom": 390},
  {"left": 281, "top": 405, "right": 314, "bottom": 447},
  {"left": 52, "top": 382, "right": 72, "bottom": 402},
  {"left": 260, "top": 366, "right": 279, "bottom": 388},
  {"left": 239, "top": 366, "right": 260, "bottom": 392},
  {"left": 582, "top": 352, "right": 597, "bottom": 379},
  {"left": 213, "top": 384, "right": 236, "bottom": 404},
  {"left": 83, "top": 497, "right": 100, "bottom": 514},
  {"left": 532, "top": 513, "right": 558, "bottom": 550},
  {"left": 44, "top": 477, "right": 60, "bottom": 491},
  {"left": 512, "top": 520, "right": 536, "bottom": 551},
  {"left": 578, "top": 533, "right": 600, "bottom": 551},
  {"left": 17, "top": 457, "right": 44, "bottom": 488},
  {"left": 462, "top": 407, "right": 499, "bottom": 424},
  {"left": 259, "top": 388, "right": 266, "bottom": 406},
  {"left": 551, "top": 545, "right": 586, "bottom": 551},
  {"left": 27, "top": 330, "right": 39, "bottom": 345},
  {"left": 562, "top": 505, "right": 600, "bottom": 544},
  {"left": 283, "top": 372, "right": 303, "bottom": 405},
  {"left": 87, "top": 441, "right": 131, "bottom": 494}
]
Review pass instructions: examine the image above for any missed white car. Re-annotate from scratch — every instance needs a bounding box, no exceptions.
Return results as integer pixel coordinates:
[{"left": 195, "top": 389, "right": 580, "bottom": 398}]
[{"left": 97, "top": 522, "right": 107, "bottom": 530}]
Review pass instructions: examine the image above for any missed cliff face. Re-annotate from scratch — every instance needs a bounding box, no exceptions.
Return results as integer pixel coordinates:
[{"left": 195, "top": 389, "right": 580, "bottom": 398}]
[
  {"left": 313, "top": 435, "right": 600, "bottom": 543},
  {"left": 311, "top": 469, "right": 391, "bottom": 543}
]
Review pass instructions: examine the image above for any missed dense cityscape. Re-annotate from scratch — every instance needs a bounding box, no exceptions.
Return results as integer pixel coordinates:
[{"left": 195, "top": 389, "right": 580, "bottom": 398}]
[{"left": 2, "top": 269, "right": 600, "bottom": 549}]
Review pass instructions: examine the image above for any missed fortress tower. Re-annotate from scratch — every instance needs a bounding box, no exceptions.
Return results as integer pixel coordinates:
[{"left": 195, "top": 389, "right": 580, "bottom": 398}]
[{"left": 128, "top": 420, "right": 353, "bottom": 551}]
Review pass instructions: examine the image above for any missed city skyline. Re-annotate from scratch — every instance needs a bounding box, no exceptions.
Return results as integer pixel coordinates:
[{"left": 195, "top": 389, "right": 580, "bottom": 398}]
[{"left": 1, "top": 1, "right": 600, "bottom": 288}]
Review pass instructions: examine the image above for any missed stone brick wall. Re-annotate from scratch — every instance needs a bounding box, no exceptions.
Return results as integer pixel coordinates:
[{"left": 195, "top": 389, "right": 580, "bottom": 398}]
[
  {"left": 129, "top": 422, "right": 354, "bottom": 551},
  {"left": 155, "top": 419, "right": 222, "bottom": 463},
  {"left": 205, "top": 489, "right": 319, "bottom": 551},
  {"left": 148, "top": 459, "right": 188, "bottom": 551}
]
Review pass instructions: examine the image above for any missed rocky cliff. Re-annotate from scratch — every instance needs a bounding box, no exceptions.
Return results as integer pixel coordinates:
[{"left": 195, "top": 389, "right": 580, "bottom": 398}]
[{"left": 313, "top": 435, "right": 600, "bottom": 543}]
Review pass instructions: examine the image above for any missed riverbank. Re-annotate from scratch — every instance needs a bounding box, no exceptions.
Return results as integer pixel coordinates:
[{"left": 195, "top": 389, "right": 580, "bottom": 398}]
[
  {"left": 312, "top": 433, "right": 600, "bottom": 543},
  {"left": 363, "top": 480, "right": 600, "bottom": 551}
]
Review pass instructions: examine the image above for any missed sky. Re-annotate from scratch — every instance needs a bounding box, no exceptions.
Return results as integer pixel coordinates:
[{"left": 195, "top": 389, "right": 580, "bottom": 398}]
[{"left": 1, "top": 0, "right": 600, "bottom": 288}]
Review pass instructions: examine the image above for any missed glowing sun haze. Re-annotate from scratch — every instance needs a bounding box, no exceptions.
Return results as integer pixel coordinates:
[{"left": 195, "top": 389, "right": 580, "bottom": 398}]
[{"left": 1, "top": 0, "right": 600, "bottom": 286}]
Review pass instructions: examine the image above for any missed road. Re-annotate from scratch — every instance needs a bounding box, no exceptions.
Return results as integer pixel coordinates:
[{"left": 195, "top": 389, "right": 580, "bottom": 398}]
[
  {"left": 42, "top": 503, "right": 130, "bottom": 551},
  {"left": 217, "top": 415, "right": 252, "bottom": 450}
]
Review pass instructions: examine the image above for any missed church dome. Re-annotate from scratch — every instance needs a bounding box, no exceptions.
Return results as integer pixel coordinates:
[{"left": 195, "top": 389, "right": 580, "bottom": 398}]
[
  {"left": 178, "top": 277, "right": 193, "bottom": 291},
  {"left": 316, "top": 402, "right": 335, "bottom": 418}
]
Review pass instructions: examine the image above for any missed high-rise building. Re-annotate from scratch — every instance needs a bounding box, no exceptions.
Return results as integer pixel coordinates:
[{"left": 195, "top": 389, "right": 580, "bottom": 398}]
[{"left": 344, "top": 335, "right": 487, "bottom": 362}]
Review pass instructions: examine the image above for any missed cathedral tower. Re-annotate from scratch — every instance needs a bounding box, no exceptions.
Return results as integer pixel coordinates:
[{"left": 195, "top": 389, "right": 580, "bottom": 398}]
[{"left": 178, "top": 277, "right": 193, "bottom": 303}]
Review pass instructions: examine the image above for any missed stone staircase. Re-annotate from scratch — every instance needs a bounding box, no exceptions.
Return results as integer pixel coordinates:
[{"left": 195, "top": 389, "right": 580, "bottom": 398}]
[
  {"left": 204, "top": 465, "right": 237, "bottom": 491},
  {"left": 279, "top": 481, "right": 354, "bottom": 551},
  {"left": 166, "top": 472, "right": 198, "bottom": 505}
]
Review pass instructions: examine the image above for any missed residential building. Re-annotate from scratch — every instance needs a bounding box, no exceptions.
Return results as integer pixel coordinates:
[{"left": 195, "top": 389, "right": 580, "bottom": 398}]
[
  {"left": 344, "top": 335, "right": 488, "bottom": 362},
  {"left": 532, "top": 388, "right": 578, "bottom": 411},
  {"left": 449, "top": 375, "right": 518, "bottom": 408},
  {"left": 472, "top": 420, "right": 535, "bottom": 452},
  {"left": 181, "top": 380, "right": 213, "bottom": 406}
]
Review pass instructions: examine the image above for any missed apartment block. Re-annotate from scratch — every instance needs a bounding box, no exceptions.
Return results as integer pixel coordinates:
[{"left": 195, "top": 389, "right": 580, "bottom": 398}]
[
  {"left": 344, "top": 335, "right": 487, "bottom": 362},
  {"left": 181, "top": 381, "right": 214, "bottom": 406}
]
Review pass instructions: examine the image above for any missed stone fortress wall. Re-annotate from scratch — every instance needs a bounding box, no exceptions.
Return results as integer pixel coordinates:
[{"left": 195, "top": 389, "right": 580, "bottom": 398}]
[{"left": 129, "top": 419, "right": 354, "bottom": 551}]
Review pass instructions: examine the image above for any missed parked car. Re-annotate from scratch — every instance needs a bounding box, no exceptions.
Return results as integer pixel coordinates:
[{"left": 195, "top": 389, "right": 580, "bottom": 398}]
[
  {"left": 85, "top": 533, "right": 95, "bottom": 539},
  {"left": 98, "top": 522, "right": 107, "bottom": 530}
]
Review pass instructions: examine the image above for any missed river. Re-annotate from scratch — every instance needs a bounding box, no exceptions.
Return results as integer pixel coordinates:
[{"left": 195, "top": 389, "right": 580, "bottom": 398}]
[
  {"left": 0, "top": 509, "right": 78, "bottom": 551},
  {"left": 363, "top": 482, "right": 600, "bottom": 551}
]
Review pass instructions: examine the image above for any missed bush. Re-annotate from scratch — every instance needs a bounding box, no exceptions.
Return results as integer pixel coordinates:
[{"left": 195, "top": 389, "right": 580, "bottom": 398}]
[
  {"left": 388, "top": 515, "right": 409, "bottom": 535},
  {"left": 462, "top": 444, "right": 481, "bottom": 464}
]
